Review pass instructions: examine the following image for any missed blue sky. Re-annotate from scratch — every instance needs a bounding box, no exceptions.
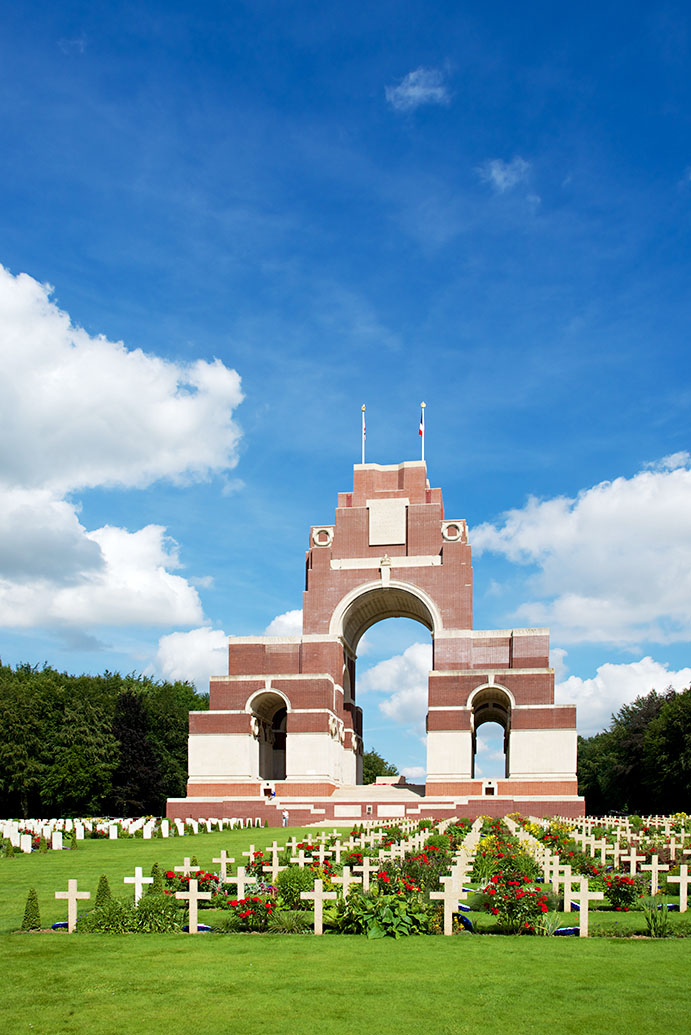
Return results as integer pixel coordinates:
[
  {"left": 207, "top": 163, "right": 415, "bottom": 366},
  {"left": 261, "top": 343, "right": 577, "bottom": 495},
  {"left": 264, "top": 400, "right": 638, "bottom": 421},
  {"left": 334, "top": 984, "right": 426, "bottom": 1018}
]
[{"left": 2, "top": 2, "right": 691, "bottom": 780}]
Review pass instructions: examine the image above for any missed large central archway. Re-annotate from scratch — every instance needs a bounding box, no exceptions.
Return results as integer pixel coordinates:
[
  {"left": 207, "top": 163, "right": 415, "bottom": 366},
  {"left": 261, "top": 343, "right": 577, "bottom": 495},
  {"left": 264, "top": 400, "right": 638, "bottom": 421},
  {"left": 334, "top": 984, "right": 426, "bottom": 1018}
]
[{"left": 329, "top": 581, "right": 441, "bottom": 654}]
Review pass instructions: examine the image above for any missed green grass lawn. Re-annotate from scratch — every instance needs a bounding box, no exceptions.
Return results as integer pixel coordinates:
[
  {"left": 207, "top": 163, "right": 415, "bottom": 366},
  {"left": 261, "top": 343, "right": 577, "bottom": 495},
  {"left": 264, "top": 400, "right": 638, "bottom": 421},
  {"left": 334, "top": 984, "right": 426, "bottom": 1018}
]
[{"left": 2, "top": 830, "right": 691, "bottom": 1034}]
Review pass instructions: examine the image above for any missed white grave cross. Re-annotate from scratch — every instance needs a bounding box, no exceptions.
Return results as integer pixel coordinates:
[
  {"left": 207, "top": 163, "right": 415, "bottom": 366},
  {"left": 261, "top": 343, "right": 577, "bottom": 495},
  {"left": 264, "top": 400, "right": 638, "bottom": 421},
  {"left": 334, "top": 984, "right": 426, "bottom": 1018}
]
[
  {"left": 571, "top": 878, "right": 604, "bottom": 937},
  {"left": 429, "top": 876, "right": 468, "bottom": 936},
  {"left": 55, "top": 879, "right": 90, "bottom": 933},
  {"left": 124, "top": 866, "right": 153, "bottom": 903},
  {"left": 300, "top": 878, "right": 337, "bottom": 935},
  {"left": 666, "top": 864, "right": 690, "bottom": 912},
  {"left": 331, "top": 866, "right": 362, "bottom": 899},
  {"left": 212, "top": 851, "right": 235, "bottom": 882},
  {"left": 176, "top": 878, "right": 211, "bottom": 933}
]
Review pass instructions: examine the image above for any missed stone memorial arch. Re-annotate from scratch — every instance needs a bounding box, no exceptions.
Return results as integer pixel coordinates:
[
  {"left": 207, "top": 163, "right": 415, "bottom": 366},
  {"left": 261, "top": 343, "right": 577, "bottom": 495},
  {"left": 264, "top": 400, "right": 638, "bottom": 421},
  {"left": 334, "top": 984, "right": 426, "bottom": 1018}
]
[{"left": 168, "top": 461, "right": 584, "bottom": 822}]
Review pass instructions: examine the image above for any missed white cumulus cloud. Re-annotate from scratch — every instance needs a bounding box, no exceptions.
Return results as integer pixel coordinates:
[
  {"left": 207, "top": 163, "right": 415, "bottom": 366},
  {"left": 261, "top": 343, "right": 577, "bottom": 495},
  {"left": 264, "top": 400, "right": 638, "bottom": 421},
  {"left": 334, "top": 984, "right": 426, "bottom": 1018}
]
[
  {"left": 0, "top": 264, "right": 244, "bottom": 635},
  {"left": 385, "top": 67, "right": 451, "bottom": 112},
  {"left": 264, "top": 609, "right": 303, "bottom": 636},
  {"left": 359, "top": 642, "right": 432, "bottom": 734},
  {"left": 557, "top": 656, "right": 691, "bottom": 737},
  {"left": 472, "top": 455, "right": 691, "bottom": 644},
  {"left": 156, "top": 626, "right": 229, "bottom": 690},
  {"left": 0, "top": 521, "right": 203, "bottom": 628},
  {"left": 0, "top": 265, "right": 243, "bottom": 494},
  {"left": 478, "top": 156, "right": 531, "bottom": 193}
]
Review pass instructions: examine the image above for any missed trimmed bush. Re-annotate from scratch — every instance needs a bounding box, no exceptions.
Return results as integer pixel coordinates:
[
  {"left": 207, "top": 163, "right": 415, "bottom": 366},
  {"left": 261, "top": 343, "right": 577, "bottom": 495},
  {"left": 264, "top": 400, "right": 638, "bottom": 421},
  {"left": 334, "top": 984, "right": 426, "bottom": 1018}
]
[
  {"left": 21, "top": 888, "right": 41, "bottom": 931},
  {"left": 148, "top": 862, "right": 164, "bottom": 895},
  {"left": 276, "top": 866, "right": 315, "bottom": 908},
  {"left": 95, "top": 874, "right": 112, "bottom": 909}
]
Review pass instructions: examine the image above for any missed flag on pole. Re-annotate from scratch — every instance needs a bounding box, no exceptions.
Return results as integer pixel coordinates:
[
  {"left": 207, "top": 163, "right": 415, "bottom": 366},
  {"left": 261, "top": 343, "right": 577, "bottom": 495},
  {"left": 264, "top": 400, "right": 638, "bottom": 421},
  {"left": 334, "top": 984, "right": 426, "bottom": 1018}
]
[
  {"left": 419, "top": 401, "right": 426, "bottom": 462},
  {"left": 361, "top": 404, "right": 366, "bottom": 464}
]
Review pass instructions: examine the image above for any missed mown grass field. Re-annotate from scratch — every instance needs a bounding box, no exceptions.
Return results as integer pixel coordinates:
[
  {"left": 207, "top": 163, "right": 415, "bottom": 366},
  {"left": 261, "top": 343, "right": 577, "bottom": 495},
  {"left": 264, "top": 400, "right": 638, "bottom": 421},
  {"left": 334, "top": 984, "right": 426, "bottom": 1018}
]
[{"left": 2, "top": 828, "right": 691, "bottom": 1034}]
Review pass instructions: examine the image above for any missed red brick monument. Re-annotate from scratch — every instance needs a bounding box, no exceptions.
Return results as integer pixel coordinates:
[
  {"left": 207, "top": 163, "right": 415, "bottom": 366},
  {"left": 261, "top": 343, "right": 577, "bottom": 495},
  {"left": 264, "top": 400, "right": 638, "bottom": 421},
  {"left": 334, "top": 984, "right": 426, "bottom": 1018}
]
[{"left": 167, "top": 461, "right": 585, "bottom": 824}]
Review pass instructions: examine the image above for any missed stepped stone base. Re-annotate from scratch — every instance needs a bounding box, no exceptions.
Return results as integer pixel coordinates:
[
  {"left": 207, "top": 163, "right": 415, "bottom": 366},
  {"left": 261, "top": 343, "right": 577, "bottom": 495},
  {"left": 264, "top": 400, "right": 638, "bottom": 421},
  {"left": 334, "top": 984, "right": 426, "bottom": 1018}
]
[{"left": 167, "top": 780, "right": 585, "bottom": 826}]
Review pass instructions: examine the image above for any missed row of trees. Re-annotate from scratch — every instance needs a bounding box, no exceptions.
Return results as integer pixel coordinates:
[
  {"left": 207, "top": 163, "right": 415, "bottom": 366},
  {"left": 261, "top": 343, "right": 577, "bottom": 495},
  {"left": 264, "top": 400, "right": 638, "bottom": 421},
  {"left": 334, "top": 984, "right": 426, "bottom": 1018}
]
[
  {"left": 577, "top": 686, "right": 691, "bottom": 814},
  {"left": 0, "top": 663, "right": 208, "bottom": 817}
]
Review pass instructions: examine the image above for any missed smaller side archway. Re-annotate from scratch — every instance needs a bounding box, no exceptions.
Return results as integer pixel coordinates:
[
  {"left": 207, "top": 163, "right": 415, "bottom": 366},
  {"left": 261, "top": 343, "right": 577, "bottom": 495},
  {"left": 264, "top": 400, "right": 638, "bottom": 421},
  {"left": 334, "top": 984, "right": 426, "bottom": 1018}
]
[
  {"left": 468, "top": 684, "right": 513, "bottom": 779},
  {"left": 247, "top": 689, "right": 289, "bottom": 781}
]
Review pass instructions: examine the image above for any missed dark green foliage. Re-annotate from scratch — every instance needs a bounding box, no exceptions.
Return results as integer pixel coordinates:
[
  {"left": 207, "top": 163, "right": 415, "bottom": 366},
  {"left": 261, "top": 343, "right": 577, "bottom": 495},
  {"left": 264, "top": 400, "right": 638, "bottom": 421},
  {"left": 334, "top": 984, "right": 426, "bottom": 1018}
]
[
  {"left": 38, "top": 837, "right": 48, "bottom": 854},
  {"left": 5, "top": 839, "right": 15, "bottom": 858},
  {"left": 130, "top": 894, "right": 181, "bottom": 933},
  {"left": 77, "top": 895, "right": 182, "bottom": 933},
  {"left": 267, "top": 910, "right": 312, "bottom": 934},
  {"left": 21, "top": 888, "right": 41, "bottom": 931},
  {"left": 276, "top": 865, "right": 315, "bottom": 908},
  {"left": 212, "top": 911, "right": 242, "bottom": 932},
  {"left": 0, "top": 662, "right": 207, "bottom": 817},
  {"left": 578, "top": 686, "right": 691, "bottom": 813},
  {"left": 109, "top": 692, "right": 163, "bottom": 815},
  {"left": 70, "top": 832, "right": 78, "bottom": 850},
  {"left": 327, "top": 892, "right": 429, "bottom": 938},
  {"left": 95, "top": 874, "right": 112, "bottom": 909},
  {"left": 149, "top": 863, "right": 164, "bottom": 895},
  {"left": 362, "top": 749, "right": 398, "bottom": 785},
  {"left": 77, "top": 898, "right": 135, "bottom": 933},
  {"left": 190, "top": 855, "right": 200, "bottom": 868}
]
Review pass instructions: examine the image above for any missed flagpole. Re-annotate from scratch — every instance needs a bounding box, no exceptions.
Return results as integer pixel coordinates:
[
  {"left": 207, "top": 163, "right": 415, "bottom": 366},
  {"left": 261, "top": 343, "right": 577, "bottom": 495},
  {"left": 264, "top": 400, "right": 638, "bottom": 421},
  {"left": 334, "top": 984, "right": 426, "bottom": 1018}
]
[
  {"left": 361, "top": 404, "right": 366, "bottom": 464},
  {"left": 420, "top": 401, "right": 426, "bottom": 462}
]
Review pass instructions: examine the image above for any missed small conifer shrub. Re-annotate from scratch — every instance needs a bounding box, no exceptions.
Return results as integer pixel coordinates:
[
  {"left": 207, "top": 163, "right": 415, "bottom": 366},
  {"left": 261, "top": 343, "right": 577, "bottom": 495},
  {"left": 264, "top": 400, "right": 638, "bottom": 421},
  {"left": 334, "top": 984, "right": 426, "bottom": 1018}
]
[
  {"left": 95, "top": 874, "right": 112, "bottom": 909},
  {"left": 21, "top": 888, "right": 41, "bottom": 931}
]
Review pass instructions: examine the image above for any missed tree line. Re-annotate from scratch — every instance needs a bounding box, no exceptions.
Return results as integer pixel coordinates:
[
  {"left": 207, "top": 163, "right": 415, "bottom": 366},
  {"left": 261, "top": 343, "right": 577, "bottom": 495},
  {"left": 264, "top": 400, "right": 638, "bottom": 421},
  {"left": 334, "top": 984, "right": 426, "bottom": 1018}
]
[
  {"left": 577, "top": 686, "right": 691, "bottom": 814},
  {"left": 1, "top": 661, "right": 688, "bottom": 817},
  {"left": 0, "top": 662, "right": 208, "bottom": 817}
]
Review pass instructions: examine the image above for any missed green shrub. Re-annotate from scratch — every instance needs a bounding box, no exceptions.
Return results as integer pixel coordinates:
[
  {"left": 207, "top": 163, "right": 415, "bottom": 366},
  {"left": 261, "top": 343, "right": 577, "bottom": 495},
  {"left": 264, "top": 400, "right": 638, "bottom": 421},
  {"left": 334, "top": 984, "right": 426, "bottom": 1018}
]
[
  {"left": 77, "top": 899, "right": 134, "bottom": 934},
  {"left": 328, "top": 891, "right": 429, "bottom": 939},
  {"left": 642, "top": 897, "right": 671, "bottom": 937},
  {"left": 130, "top": 894, "right": 181, "bottom": 933},
  {"left": 212, "top": 911, "right": 242, "bottom": 933},
  {"left": 21, "top": 888, "right": 41, "bottom": 931},
  {"left": 95, "top": 874, "right": 112, "bottom": 909},
  {"left": 148, "top": 863, "right": 164, "bottom": 896},
  {"left": 602, "top": 873, "right": 641, "bottom": 911},
  {"left": 267, "top": 909, "right": 312, "bottom": 934},
  {"left": 70, "top": 833, "right": 78, "bottom": 850},
  {"left": 276, "top": 866, "right": 315, "bottom": 908},
  {"left": 39, "top": 837, "right": 48, "bottom": 854}
]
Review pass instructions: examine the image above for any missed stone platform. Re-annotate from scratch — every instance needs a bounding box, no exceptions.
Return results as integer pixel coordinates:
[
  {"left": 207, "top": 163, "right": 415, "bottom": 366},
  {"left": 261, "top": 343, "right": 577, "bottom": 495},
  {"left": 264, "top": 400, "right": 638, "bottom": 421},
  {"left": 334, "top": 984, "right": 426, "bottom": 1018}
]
[{"left": 166, "top": 781, "right": 585, "bottom": 826}]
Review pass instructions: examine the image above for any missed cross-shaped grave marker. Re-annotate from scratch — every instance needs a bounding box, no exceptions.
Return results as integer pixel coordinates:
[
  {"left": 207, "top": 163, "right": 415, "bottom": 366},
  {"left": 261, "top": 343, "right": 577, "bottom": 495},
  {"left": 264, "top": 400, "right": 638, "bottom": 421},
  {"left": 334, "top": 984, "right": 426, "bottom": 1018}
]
[
  {"left": 429, "top": 875, "right": 468, "bottom": 936},
  {"left": 124, "top": 866, "right": 153, "bottom": 904},
  {"left": 290, "top": 849, "right": 309, "bottom": 869},
  {"left": 300, "top": 878, "right": 337, "bottom": 935},
  {"left": 666, "top": 864, "right": 690, "bottom": 912},
  {"left": 176, "top": 878, "right": 211, "bottom": 933},
  {"left": 331, "top": 866, "right": 362, "bottom": 900},
  {"left": 175, "top": 858, "right": 195, "bottom": 877},
  {"left": 225, "top": 866, "right": 256, "bottom": 899},
  {"left": 262, "top": 856, "right": 285, "bottom": 884},
  {"left": 555, "top": 867, "right": 579, "bottom": 913},
  {"left": 641, "top": 854, "right": 670, "bottom": 895},
  {"left": 314, "top": 843, "right": 332, "bottom": 868},
  {"left": 212, "top": 851, "right": 235, "bottom": 882},
  {"left": 352, "top": 856, "right": 377, "bottom": 892},
  {"left": 55, "top": 879, "right": 90, "bottom": 933},
  {"left": 285, "top": 836, "right": 300, "bottom": 854},
  {"left": 622, "top": 848, "right": 646, "bottom": 875},
  {"left": 242, "top": 844, "right": 257, "bottom": 864},
  {"left": 571, "top": 878, "right": 604, "bottom": 937}
]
